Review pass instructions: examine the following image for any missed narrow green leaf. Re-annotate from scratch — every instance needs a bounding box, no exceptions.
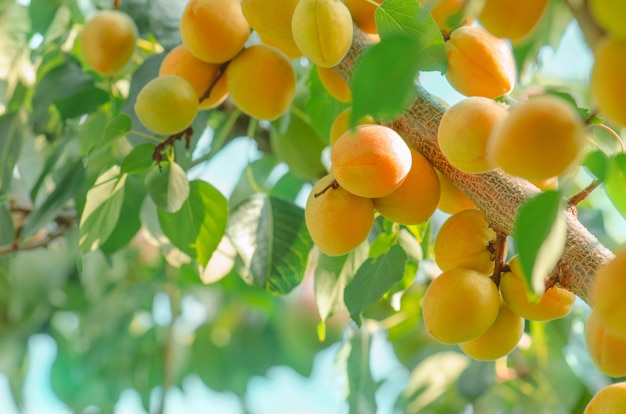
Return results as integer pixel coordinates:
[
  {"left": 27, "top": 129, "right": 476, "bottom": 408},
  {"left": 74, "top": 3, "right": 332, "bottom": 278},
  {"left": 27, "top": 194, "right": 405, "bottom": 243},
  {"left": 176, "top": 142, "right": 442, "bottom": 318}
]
[
  {"left": 513, "top": 191, "right": 567, "bottom": 295},
  {"left": 229, "top": 156, "right": 280, "bottom": 209},
  {"left": 305, "top": 67, "right": 349, "bottom": 140},
  {"left": 606, "top": 153, "right": 626, "bottom": 219},
  {"left": 146, "top": 162, "right": 189, "bottom": 213},
  {"left": 0, "top": 204, "right": 13, "bottom": 245},
  {"left": 227, "top": 194, "right": 314, "bottom": 295},
  {"left": 90, "top": 114, "right": 132, "bottom": 153},
  {"left": 584, "top": 150, "right": 609, "bottom": 181},
  {"left": 79, "top": 166, "right": 127, "bottom": 253},
  {"left": 343, "top": 329, "right": 379, "bottom": 414},
  {"left": 0, "top": 112, "right": 25, "bottom": 194},
  {"left": 158, "top": 180, "right": 228, "bottom": 267},
  {"left": 121, "top": 143, "right": 156, "bottom": 175},
  {"left": 344, "top": 244, "right": 408, "bottom": 326}
]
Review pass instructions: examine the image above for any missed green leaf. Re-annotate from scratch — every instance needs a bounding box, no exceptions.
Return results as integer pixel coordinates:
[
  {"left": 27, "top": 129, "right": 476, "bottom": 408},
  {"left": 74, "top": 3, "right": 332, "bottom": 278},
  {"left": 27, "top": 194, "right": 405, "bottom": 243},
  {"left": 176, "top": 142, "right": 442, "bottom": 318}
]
[
  {"left": 606, "top": 153, "right": 626, "bottom": 219},
  {"left": 121, "top": 143, "right": 156, "bottom": 175},
  {"left": 344, "top": 244, "right": 408, "bottom": 326},
  {"left": 90, "top": 114, "right": 132, "bottom": 154},
  {"left": 350, "top": 37, "right": 424, "bottom": 124},
  {"left": 229, "top": 155, "right": 280, "bottom": 209},
  {"left": 341, "top": 328, "right": 379, "bottom": 414},
  {"left": 0, "top": 204, "right": 13, "bottom": 245},
  {"left": 513, "top": 190, "right": 567, "bottom": 296},
  {"left": 0, "top": 112, "right": 25, "bottom": 195},
  {"left": 158, "top": 180, "right": 228, "bottom": 267},
  {"left": 146, "top": 162, "right": 189, "bottom": 213},
  {"left": 29, "top": 0, "right": 62, "bottom": 35},
  {"left": 227, "top": 194, "right": 314, "bottom": 294},
  {"left": 375, "top": 0, "right": 447, "bottom": 72},
  {"left": 584, "top": 150, "right": 609, "bottom": 181},
  {"left": 79, "top": 166, "right": 127, "bottom": 253}
]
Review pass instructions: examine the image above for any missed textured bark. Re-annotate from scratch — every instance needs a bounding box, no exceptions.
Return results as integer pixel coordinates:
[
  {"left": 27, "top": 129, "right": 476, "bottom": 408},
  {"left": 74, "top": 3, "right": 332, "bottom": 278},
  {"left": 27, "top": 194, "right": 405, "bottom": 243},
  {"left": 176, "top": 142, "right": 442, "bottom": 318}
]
[{"left": 335, "top": 28, "right": 614, "bottom": 304}]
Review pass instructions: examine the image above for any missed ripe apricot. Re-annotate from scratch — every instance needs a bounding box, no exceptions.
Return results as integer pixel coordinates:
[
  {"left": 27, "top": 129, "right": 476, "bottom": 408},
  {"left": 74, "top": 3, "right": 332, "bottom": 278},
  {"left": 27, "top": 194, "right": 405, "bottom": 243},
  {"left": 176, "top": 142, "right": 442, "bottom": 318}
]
[
  {"left": 180, "top": 0, "right": 250, "bottom": 63},
  {"left": 499, "top": 256, "right": 575, "bottom": 321},
  {"left": 343, "top": 0, "right": 382, "bottom": 34},
  {"left": 445, "top": 26, "right": 516, "bottom": 98},
  {"left": 584, "top": 382, "right": 626, "bottom": 414},
  {"left": 589, "top": 0, "right": 626, "bottom": 40},
  {"left": 592, "top": 249, "right": 626, "bottom": 336},
  {"left": 487, "top": 95, "right": 587, "bottom": 181},
  {"left": 329, "top": 108, "right": 374, "bottom": 146},
  {"left": 270, "top": 110, "right": 327, "bottom": 181},
  {"left": 226, "top": 45, "right": 296, "bottom": 121},
  {"left": 422, "top": 268, "right": 500, "bottom": 344},
  {"left": 435, "top": 170, "right": 475, "bottom": 214},
  {"left": 478, "top": 0, "right": 549, "bottom": 43},
  {"left": 459, "top": 301, "right": 524, "bottom": 361},
  {"left": 292, "top": 0, "right": 353, "bottom": 67},
  {"left": 134, "top": 75, "right": 199, "bottom": 135},
  {"left": 159, "top": 45, "right": 228, "bottom": 110},
  {"left": 317, "top": 66, "right": 351, "bottom": 103},
  {"left": 305, "top": 174, "right": 375, "bottom": 256},
  {"left": 591, "top": 37, "right": 626, "bottom": 126},
  {"left": 585, "top": 309, "right": 626, "bottom": 378},
  {"left": 437, "top": 97, "right": 508, "bottom": 173},
  {"left": 80, "top": 10, "right": 137, "bottom": 75},
  {"left": 331, "top": 124, "right": 412, "bottom": 198},
  {"left": 421, "top": 0, "right": 474, "bottom": 34},
  {"left": 241, "top": 0, "right": 302, "bottom": 58},
  {"left": 373, "top": 149, "right": 440, "bottom": 225},
  {"left": 434, "top": 209, "right": 496, "bottom": 275}
]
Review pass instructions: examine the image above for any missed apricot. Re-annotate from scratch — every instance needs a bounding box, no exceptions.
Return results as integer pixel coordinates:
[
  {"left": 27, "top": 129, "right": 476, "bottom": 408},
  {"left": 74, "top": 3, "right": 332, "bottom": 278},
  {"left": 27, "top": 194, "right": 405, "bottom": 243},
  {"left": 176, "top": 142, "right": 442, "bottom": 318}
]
[
  {"left": 435, "top": 170, "right": 476, "bottom": 214},
  {"left": 292, "top": 0, "right": 353, "bottom": 67},
  {"left": 592, "top": 249, "right": 626, "bottom": 336},
  {"left": 499, "top": 256, "right": 575, "bottom": 321},
  {"left": 459, "top": 301, "right": 524, "bottom": 361},
  {"left": 329, "top": 108, "right": 374, "bottom": 146},
  {"left": 331, "top": 124, "right": 412, "bottom": 198},
  {"left": 487, "top": 95, "right": 587, "bottom": 181},
  {"left": 445, "top": 26, "right": 516, "bottom": 98},
  {"left": 422, "top": 267, "right": 500, "bottom": 344},
  {"left": 180, "top": 0, "right": 250, "bottom": 63},
  {"left": 80, "top": 10, "right": 137, "bottom": 75},
  {"left": 372, "top": 149, "right": 440, "bottom": 225},
  {"left": 437, "top": 97, "right": 508, "bottom": 173},
  {"left": 134, "top": 75, "right": 199, "bottom": 136},
  {"left": 433, "top": 209, "right": 496, "bottom": 275},
  {"left": 305, "top": 174, "right": 375, "bottom": 256},
  {"left": 270, "top": 110, "right": 327, "bottom": 181},
  {"left": 317, "top": 66, "right": 351, "bottom": 103},
  {"left": 343, "top": 0, "right": 383, "bottom": 34},
  {"left": 591, "top": 37, "right": 626, "bottom": 126},
  {"left": 241, "top": 0, "right": 301, "bottom": 58},
  {"left": 585, "top": 309, "right": 626, "bottom": 378},
  {"left": 226, "top": 45, "right": 296, "bottom": 121},
  {"left": 421, "top": 0, "right": 474, "bottom": 34},
  {"left": 478, "top": 0, "right": 549, "bottom": 43},
  {"left": 589, "top": 0, "right": 626, "bottom": 40},
  {"left": 159, "top": 45, "right": 228, "bottom": 110},
  {"left": 584, "top": 382, "right": 626, "bottom": 414}
]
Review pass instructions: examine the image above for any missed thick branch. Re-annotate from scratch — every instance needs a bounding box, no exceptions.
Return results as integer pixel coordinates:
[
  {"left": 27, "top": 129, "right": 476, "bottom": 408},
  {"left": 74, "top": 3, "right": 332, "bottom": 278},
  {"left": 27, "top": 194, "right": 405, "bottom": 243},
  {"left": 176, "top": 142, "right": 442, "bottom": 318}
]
[{"left": 335, "top": 28, "right": 614, "bottom": 305}]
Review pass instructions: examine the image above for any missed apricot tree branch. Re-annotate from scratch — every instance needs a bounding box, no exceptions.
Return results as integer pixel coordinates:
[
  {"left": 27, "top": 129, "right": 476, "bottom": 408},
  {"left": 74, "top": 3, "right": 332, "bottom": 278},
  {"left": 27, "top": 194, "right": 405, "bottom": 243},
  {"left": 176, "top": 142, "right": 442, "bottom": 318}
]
[{"left": 0, "top": 216, "right": 74, "bottom": 255}]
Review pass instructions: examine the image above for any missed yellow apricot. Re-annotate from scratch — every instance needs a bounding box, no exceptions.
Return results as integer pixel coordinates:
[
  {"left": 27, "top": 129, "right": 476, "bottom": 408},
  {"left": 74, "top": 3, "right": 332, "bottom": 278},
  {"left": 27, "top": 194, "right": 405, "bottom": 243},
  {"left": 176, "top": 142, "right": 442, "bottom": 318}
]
[
  {"left": 329, "top": 108, "right": 374, "bottom": 146},
  {"left": 226, "top": 45, "right": 296, "bottom": 121},
  {"left": 259, "top": 34, "right": 303, "bottom": 59},
  {"left": 292, "top": 0, "right": 353, "bottom": 67},
  {"left": 305, "top": 174, "right": 375, "bottom": 256},
  {"left": 180, "top": 0, "right": 250, "bottom": 63},
  {"left": 437, "top": 96, "right": 508, "bottom": 173},
  {"left": 343, "top": 0, "right": 383, "bottom": 34},
  {"left": 478, "top": 0, "right": 549, "bottom": 43},
  {"left": 531, "top": 176, "right": 559, "bottom": 191},
  {"left": 593, "top": 249, "right": 626, "bottom": 336},
  {"left": 435, "top": 170, "right": 476, "bottom": 214},
  {"left": 585, "top": 309, "right": 626, "bottom": 378},
  {"left": 159, "top": 45, "right": 228, "bottom": 110},
  {"left": 241, "top": 0, "right": 301, "bottom": 57},
  {"left": 421, "top": 0, "right": 474, "bottom": 34},
  {"left": 591, "top": 37, "right": 626, "bottom": 126},
  {"left": 499, "top": 256, "right": 575, "bottom": 321},
  {"left": 80, "top": 10, "right": 137, "bottom": 75},
  {"left": 589, "top": 0, "right": 626, "bottom": 40},
  {"left": 331, "top": 124, "right": 412, "bottom": 198},
  {"left": 134, "top": 75, "right": 199, "bottom": 136},
  {"left": 487, "top": 95, "right": 587, "bottom": 181},
  {"left": 459, "top": 301, "right": 524, "bottom": 361},
  {"left": 373, "top": 149, "right": 440, "bottom": 225},
  {"left": 317, "top": 66, "right": 351, "bottom": 103},
  {"left": 584, "top": 382, "right": 626, "bottom": 414},
  {"left": 422, "top": 267, "right": 500, "bottom": 344},
  {"left": 445, "top": 26, "right": 516, "bottom": 98},
  {"left": 434, "top": 209, "right": 496, "bottom": 275}
]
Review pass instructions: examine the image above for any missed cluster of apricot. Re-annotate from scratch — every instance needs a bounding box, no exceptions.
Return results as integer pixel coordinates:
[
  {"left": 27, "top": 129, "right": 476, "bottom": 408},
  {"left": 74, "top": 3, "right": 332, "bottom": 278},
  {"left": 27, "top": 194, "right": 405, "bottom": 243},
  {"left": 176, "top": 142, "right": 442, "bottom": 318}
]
[{"left": 423, "top": 209, "right": 575, "bottom": 360}]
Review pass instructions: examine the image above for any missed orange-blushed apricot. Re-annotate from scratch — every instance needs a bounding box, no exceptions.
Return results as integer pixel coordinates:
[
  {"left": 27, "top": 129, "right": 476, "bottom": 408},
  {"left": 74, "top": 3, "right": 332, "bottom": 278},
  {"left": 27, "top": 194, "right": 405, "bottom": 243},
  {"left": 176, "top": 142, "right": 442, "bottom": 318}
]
[
  {"left": 435, "top": 170, "right": 476, "bottom": 214},
  {"left": 421, "top": 0, "right": 474, "bottom": 34},
  {"left": 317, "top": 66, "right": 351, "bottom": 103},
  {"left": 591, "top": 37, "right": 626, "bottom": 126},
  {"left": 478, "top": 0, "right": 549, "bottom": 43},
  {"left": 343, "top": 0, "right": 383, "bottom": 34},
  {"left": 592, "top": 249, "right": 626, "bottom": 336},
  {"left": 585, "top": 309, "right": 626, "bottom": 378},
  {"left": 584, "top": 382, "right": 626, "bottom": 413},
  {"left": 329, "top": 108, "right": 374, "bottom": 146},
  {"left": 242, "top": 0, "right": 301, "bottom": 57}
]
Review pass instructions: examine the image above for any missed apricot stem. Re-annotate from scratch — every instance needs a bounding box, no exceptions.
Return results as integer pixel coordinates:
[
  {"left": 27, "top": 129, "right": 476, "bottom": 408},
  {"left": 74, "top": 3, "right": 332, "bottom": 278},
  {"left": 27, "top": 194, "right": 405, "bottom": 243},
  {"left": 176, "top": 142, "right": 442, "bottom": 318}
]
[
  {"left": 594, "top": 123, "right": 626, "bottom": 153},
  {"left": 568, "top": 180, "right": 600, "bottom": 209},
  {"left": 114, "top": 0, "right": 121, "bottom": 10},
  {"left": 152, "top": 126, "right": 194, "bottom": 165},
  {"left": 489, "top": 232, "right": 508, "bottom": 287},
  {"left": 314, "top": 179, "right": 340, "bottom": 198},
  {"left": 198, "top": 61, "right": 230, "bottom": 104}
]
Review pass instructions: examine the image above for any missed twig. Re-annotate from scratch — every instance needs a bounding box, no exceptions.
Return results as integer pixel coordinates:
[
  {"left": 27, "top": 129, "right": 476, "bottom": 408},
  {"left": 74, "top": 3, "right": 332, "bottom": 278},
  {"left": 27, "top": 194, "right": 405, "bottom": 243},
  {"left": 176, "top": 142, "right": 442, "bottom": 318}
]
[
  {"left": 489, "top": 232, "right": 509, "bottom": 287},
  {"left": 198, "top": 61, "right": 230, "bottom": 104},
  {"left": 568, "top": 180, "right": 600, "bottom": 212},
  {"left": 0, "top": 216, "right": 74, "bottom": 255},
  {"left": 152, "top": 126, "right": 194, "bottom": 165}
]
